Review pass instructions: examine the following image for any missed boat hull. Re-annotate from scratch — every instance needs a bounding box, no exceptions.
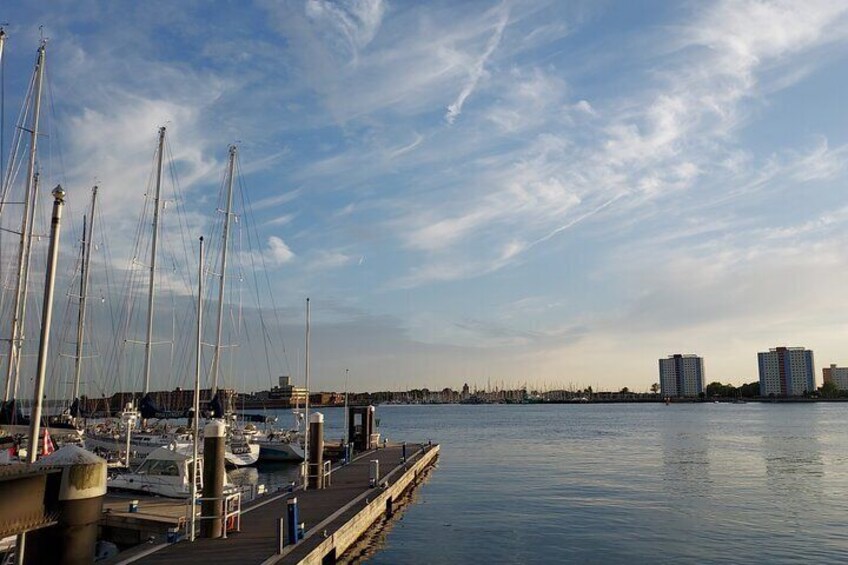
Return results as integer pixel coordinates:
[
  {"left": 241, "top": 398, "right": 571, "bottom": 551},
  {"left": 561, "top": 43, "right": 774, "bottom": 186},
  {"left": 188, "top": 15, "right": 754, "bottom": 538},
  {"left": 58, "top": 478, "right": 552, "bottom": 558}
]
[
  {"left": 225, "top": 442, "right": 260, "bottom": 467},
  {"left": 257, "top": 440, "right": 304, "bottom": 462}
]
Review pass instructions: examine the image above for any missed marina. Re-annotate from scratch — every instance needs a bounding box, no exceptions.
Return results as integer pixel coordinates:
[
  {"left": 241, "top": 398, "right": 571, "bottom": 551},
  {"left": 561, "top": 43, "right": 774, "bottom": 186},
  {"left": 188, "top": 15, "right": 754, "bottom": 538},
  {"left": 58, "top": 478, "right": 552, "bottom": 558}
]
[
  {"left": 111, "top": 442, "right": 439, "bottom": 565},
  {"left": 5, "top": 1, "right": 848, "bottom": 562}
]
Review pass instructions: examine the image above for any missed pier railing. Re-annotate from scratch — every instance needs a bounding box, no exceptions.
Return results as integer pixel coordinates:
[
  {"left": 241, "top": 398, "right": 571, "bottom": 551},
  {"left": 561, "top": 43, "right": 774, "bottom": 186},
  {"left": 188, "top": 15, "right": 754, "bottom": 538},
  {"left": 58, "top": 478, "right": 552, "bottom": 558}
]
[{"left": 186, "top": 491, "right": 242, "bottom": 539}]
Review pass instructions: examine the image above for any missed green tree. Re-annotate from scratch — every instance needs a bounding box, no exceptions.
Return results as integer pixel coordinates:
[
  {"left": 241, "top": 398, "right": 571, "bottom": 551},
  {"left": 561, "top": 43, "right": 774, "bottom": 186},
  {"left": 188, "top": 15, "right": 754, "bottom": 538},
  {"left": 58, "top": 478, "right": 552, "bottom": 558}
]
[
  {"left": 650, "top": 382, "right": 660, "bottom": 394},
  {"left": 620, "top": 387, "right": 630, "bottom": 394},
  {"left": 738, "top": 381, "right": 760, "bottom": 397},
  {"left": 820, "top": 380, "right": 840, "bottom": 399},
  {"left": 706, "top": 382, "right": 736, "bottom": 397}
]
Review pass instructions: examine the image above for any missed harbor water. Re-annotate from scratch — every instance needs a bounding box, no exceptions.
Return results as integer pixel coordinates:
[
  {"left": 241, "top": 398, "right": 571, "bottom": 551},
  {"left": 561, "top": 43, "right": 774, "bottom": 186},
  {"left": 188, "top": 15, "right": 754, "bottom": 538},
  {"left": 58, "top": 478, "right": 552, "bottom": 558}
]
[{"left": 287, "top": 402, "right": 848, "bottom": 564}]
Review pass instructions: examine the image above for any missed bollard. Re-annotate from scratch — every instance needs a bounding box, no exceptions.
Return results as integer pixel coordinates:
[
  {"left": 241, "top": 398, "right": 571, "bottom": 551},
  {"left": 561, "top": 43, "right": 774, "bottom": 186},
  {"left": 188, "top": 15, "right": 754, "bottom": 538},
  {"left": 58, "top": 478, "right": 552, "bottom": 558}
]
[
  {"left": 286, "top": 498, "right": 299, "bottom": 545},
  {"left": 401, "top": 442, "right": 407, "bottom": 463},
  {"left": 308, "top": 412, "right": 324, "bottom": 490},
  {"left": 26, "top": 445, "right": 107, "bottom": 565},
  {"left": 201, "top": 419, "right": 226, "bottom": 539},
  {"left": 369, "top": 459, "right": 380, "bottom": 488}
]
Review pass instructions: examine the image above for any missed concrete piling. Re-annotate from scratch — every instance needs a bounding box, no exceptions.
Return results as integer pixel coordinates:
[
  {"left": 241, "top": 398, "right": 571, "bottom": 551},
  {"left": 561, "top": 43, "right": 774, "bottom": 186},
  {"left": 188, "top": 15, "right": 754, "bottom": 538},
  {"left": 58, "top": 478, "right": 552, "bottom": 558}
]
[
  {"left": 27, "top": 445, "right": 107, "bottom": 565},
  {"left": 201, "top": 419, "right": 226, "bottom": 539},
  {"left": 308, "top": 412, "right": 324, "bottom": 490}
]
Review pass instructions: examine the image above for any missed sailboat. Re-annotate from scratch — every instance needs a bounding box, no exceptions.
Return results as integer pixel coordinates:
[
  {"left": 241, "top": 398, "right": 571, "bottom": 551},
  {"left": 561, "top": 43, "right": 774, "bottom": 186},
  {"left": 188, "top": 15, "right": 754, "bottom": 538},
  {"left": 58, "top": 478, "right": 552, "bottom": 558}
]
[{"left": 83, "top": 127, "right": 193, "bottom": 465}]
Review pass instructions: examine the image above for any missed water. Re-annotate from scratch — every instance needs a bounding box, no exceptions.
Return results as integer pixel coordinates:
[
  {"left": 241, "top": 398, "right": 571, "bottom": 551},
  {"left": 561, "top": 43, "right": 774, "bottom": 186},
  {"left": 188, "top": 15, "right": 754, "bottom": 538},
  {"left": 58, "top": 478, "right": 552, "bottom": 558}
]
[{"left": 313, "top": 402, "right": 848, "bottom": 564}]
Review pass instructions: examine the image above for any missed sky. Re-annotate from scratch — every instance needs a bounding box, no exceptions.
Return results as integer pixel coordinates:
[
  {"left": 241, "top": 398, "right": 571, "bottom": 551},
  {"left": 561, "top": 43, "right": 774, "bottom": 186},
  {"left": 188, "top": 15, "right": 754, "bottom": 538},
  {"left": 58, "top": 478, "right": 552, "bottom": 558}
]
[{"left": 2, "top": 0, "right": 848, "bottom": 396}]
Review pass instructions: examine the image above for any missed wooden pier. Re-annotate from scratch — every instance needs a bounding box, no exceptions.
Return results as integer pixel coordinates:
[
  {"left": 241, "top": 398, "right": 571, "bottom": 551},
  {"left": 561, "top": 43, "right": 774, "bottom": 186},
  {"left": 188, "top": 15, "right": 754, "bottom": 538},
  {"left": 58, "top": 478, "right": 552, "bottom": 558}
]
[{"left": 109, "top": 442, "right": 439, "bottom": 564}]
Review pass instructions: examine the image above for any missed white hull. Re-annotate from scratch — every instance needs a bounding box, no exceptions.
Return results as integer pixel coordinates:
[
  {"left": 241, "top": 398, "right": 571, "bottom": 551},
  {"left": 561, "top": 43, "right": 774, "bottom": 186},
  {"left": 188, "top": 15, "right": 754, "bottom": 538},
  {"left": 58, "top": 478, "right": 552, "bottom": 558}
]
[
  {"left": 86, "top": 432, "right": 186, "bottom": 458},
  {"left": 107, "top": 474, "right": 192, "bottom": 498},
  {"left": 257, "top": 440, "right": 304, "bottom": 462},
  {"left": 225, "top": 442, "right": 260, "bottom": 466}
]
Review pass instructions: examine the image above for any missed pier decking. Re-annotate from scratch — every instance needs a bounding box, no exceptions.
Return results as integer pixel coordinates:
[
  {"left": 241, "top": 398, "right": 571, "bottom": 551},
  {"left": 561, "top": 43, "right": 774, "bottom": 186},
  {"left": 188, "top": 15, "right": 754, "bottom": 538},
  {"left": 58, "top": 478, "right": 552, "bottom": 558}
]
[{"left": 116, "top": 442, "right": 439, "bottom": 564}]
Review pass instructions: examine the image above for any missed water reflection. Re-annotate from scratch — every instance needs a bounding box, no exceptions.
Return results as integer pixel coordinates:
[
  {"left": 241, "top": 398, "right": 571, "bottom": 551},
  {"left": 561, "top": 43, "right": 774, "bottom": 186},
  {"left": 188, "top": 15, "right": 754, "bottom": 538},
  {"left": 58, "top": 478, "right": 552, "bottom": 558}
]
[
  {"left": 661, "top": 423, "right": 711, "bottom": 497},
  {"left": 227, "top": 462, "right": 301, "bottom": 493},
  {"left": 760, "top": 434, "right": 824, "bottom": 480}
]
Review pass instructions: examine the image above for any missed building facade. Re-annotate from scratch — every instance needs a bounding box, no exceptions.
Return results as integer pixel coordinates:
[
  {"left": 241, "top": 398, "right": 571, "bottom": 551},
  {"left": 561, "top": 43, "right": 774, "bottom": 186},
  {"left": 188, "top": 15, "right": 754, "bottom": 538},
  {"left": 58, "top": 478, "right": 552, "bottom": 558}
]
[
  {"left": 659, "top": 354, "right": 705, "bottom": 397},
  {"left": 822, "top": 364, "right": 848, "bottom": 391},
  {"left": 758, "top": 347, "right": 815, "bottom": 397}
]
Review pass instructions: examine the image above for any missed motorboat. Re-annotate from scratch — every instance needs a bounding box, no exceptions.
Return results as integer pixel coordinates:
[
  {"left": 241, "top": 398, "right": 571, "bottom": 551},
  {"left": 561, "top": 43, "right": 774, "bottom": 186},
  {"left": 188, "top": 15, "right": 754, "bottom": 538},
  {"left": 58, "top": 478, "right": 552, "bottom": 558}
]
[{"left": 107, "top": 445, "right": 201, "bottom": 498}]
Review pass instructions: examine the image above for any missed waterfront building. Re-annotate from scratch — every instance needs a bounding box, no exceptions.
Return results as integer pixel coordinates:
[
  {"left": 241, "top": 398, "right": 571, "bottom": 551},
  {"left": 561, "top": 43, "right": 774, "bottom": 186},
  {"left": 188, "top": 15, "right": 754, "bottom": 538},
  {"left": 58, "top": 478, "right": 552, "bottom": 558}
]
[
  {"left": 659, "top": 354, "right": 704, "bottom": 397},
  {"left": 758, "top": 347, "right": 815, "bottom": 397},
  {"left": 254, "top": 375, "right": 309, "bottom": 405},
  {"left": 822, "top": 364, "right": 848, "bottom": 391}
]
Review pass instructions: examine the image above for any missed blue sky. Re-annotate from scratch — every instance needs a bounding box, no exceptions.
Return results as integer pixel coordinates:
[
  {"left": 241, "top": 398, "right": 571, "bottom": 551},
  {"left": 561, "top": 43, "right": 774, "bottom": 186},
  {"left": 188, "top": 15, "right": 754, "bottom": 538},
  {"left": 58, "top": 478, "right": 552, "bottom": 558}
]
[{"left": 3, "top": 0, "right": 848, "bottom": 395}]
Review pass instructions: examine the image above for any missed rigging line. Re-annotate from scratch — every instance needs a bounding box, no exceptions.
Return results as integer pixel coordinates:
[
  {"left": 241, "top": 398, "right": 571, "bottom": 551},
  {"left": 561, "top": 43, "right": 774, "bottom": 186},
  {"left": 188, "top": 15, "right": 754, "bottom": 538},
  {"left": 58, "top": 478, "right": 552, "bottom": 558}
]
[
  {"left": 238, "top": 191, "right": 278, "bottom": 385},
  {"left": 236, "top": 157, "right": 291, "bottom": 376},
  {"left": 0, "top": 67, "right": 35, "bottom": 218},
  {"left": 237, "top": 158, "right": 287, "bottom": 367},
  {"left": 162, "top": 139, "right": 196, "bottom": 299},
  {"left": 45, "top": 63, "right": 69, "bottom": 209},
  {"left": 105, "top": 132, "right": 159, "bottom": 394}
]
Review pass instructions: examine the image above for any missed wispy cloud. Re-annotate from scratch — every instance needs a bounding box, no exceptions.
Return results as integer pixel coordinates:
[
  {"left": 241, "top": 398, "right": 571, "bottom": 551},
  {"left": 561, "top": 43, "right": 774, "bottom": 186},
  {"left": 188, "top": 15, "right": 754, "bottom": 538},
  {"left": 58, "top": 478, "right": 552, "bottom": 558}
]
[{"left": 445, "top": 3, "right": 509, "bottom": 124}]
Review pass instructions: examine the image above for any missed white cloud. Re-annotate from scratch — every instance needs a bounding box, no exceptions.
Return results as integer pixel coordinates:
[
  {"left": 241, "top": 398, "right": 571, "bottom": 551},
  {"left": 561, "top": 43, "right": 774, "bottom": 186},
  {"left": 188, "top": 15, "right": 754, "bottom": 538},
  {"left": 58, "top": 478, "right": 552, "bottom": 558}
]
[
  {"left": 266, "top": 236, "right": 295, "bottom": 265},
  {"left": 307, "top": 250, "right": 356, "bottom": 270},
  {"left": 445, "top": 3, "right": 509, "bottom": 124}
]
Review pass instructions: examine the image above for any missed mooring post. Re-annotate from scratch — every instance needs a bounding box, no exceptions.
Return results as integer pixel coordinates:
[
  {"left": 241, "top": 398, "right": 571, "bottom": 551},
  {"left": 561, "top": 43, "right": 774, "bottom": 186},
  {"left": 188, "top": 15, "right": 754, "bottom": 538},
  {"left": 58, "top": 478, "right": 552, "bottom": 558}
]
[
  {"left": 26, "top": 445, "right": 107, "bottom": 564},
  {"left": 201, "top": 419, "right": 226, "bottom": 538},
  {"left": 308, "top": 412, "right": 324, "bottom": 489},
  {"left": 402, "top": 441, "right": 407, "bottom": 463},
  {"left": 286, "top": 497, "right": 300, "bottom": 545}
]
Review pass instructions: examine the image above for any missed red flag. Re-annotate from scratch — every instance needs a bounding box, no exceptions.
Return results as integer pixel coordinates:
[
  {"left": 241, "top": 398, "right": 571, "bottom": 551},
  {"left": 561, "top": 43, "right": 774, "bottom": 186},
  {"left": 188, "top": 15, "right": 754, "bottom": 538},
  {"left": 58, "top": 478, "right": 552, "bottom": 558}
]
[{"left": 42, "top": 428, "right": 54, "bottom": 456}]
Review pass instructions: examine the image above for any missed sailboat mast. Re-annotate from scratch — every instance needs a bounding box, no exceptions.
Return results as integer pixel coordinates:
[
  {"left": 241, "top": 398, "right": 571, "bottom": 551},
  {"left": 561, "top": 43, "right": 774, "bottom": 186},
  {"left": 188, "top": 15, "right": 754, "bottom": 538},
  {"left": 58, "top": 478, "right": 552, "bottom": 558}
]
[
  {"left": 190, "top": 236, "right": 204, "bottom": 542},
  {"left": 210, "top": 145, "right": 236, "bottom": 396},
  {"left": 303, "top": 297, "right": 311, "bottom": 488},
  {"left": 142, "top": 127, "right": 166, "bottom": 396},
  {"left": 4, "top": 42, "right": 45, "bottom": 401},
  {"left": 72, "top": 185, "right": 98, "bottom": 401}
]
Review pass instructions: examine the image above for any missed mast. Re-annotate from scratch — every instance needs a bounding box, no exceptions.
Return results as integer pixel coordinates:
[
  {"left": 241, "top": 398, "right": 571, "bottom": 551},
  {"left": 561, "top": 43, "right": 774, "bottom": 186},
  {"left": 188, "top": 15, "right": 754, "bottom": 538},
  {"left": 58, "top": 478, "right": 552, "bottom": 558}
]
[
  {"left": 303, "top": 297, "right": 310, "bottom": 488},
  {"left": 210, "top": 145, "right": 236, "bottom": 396},
  {"left": 190, "top": 236, "right": 204, "bottom": 542},
  {"left": 142, "top": 126, "right": 166, "bottom": 396},
  {"left": 72, "top": 186, "right": 98, "bottom": 401},
  {"left": 4, "top": 41, "right": 45, "bottom": 402}
]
